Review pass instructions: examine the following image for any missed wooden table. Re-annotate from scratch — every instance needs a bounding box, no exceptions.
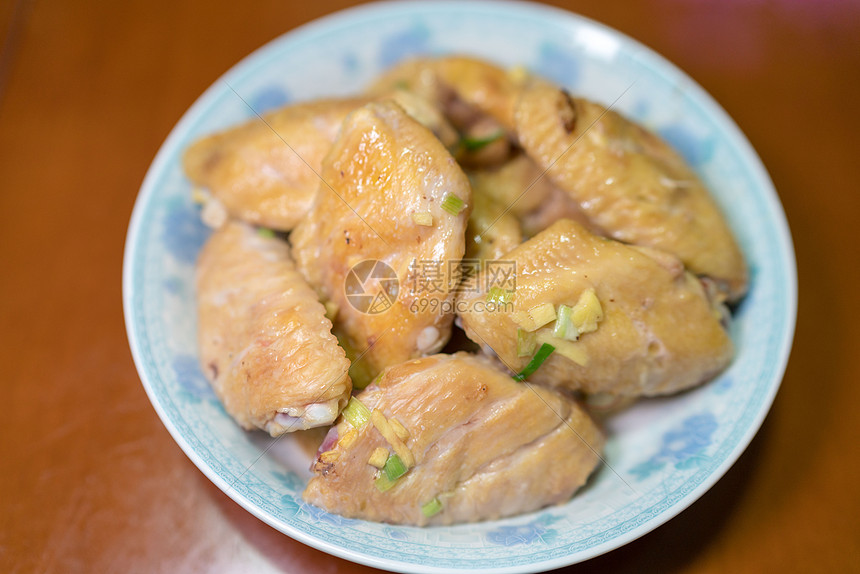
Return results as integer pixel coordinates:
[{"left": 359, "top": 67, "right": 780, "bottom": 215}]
[{"left": 2, "top": 1, "right": 859, "bottom": 571}]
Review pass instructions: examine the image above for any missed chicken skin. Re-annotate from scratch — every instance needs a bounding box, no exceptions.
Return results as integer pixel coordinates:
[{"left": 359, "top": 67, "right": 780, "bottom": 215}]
[
  {"left": 290, "top": 101, "right": 471, "bottom": 384},
  {"left": 464, "top": 190, "right": 522, "bottom": 263},
  {"left": 514, "top": 82, "right": 747, "bottom": 301},
  {"left": 368, "top": 55, "right": 523, "bottom": 131},
  {"left": 183, "top": 98, "right": 367, "bottom": 231},
  {"left": 303, "top": 353, "right": 604, "bottom": 525},
  {"left": 369, "top": 56, "right": 525, "bottom": 167},
  {"left": 457, "top": 219, "right": 733, "bottom": 397},
  {"left": 196, "top": 221, "right": 351, "bottom": 435}
]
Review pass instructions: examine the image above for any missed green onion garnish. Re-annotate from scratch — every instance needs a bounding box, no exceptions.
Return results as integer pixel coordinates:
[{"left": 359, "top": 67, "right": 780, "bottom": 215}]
[
  {"left": 342, "top": 397, "right": 371, "bottom": 428},
  {"left": 382, "top": 453, "right": 408, "bottom": 481},
  {"left": 421, "top": 497, "right": 443, "bottom": 517},
  {"left": 375, "top": 453, "right": 409, "bottom": 492},
  {"left": 257, "top": 227, "right": 276, "bottom": 239},
  {"left": 553, "top": 304, "right": 579, "bottom": 341},
  {"left": 461, "top": 130, "right": 505, "bottom": 151},
  {"left": 375, "top": 472, "right": 397, "bottom": 492},
  {"left": 487, "top": 286, "right": 515, "bottom": 305},
  {"left": 513, "top": 343, "right": 556, "bottom": 382},
  {"left": 441, "top": 193, "right": 465, "bottom": 216},
  {"left": 517, "top": 328, "right": 536, "bottom": 358}
]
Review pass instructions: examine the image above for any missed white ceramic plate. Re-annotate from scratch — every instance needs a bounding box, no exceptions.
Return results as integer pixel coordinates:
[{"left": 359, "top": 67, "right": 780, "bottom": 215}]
[{"left": 123, "top": 1, "right": 796, "bottom": 572}]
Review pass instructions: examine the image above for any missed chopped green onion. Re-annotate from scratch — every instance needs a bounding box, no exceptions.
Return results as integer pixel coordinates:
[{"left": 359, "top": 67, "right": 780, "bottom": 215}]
[
  {"left": 487, "top": 286, "right": 515, "bottom": 305},
  {"left": 421, "top": 497, "right": 443, "bottom": 517},
  {"left": 441, "top": 193, "right": 465, "bottom": 216},
  {"left": 257, "top": 227, "right": 276, "bottom": 239},
  {"left": 553, "top": 304, "right": 579, "bottom": 341},
  {"left": 517, "top": 328, "right": 537, "bottom": 358},
  {"left": 382, "top": 453, "right": 409, "bottom": 481},
  {"left": 375, "top": 472, "right": 397, "bottom": 492},
  {"left": 513, "top": 343, "right": 556, "bottom": 382},
  {"left": 342, "top": 397, "right": 371, "bottom": 428},
  {"left": 375, "top": 453, "right": 409, "bottom": 492},
  {"left": 461, "top": 130, "right": 505, "bottom": 151}
]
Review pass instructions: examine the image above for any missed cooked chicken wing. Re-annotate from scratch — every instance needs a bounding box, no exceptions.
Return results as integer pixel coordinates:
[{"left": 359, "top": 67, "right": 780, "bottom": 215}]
[
  {"left": 468, "top": 153, "right": 593, "bottom": 238},
  {"left": 468, "top": 153, "right": 554, "bottom": 218},
  {"left": 519, "top": 183, "right": 597, "bottom": 238},
  {"left": 196, "top": 221, "right": 352, "bottom": 434},
  {"left": 290, "top": 101, "right": 471, "bottom": 385},
  {"left": 303, "top": 353, "right": 604, "bottom": 525},
  {"left": 369, "top": 56, "right": 526, "bottom": 167},
  {"left": 369, "top": 56, "right": 524, "bottom": 131},
  {"left": 457, "top": 219, "right": 733, "bottom": 397},
  {"left": 183, "top": 98, "right": 367, "bottom": 231},
  {"left": 514, "top": 82, "right": 748, "bottom": 301},
  {"left": 433, "top": 55, "right": 524, "bottom": 132},
  {"left": 464, "top": 190, "right": 522, "bottom": 262},
  {"left": 384, "top": 89, "right": 459, "bottom": 149}
]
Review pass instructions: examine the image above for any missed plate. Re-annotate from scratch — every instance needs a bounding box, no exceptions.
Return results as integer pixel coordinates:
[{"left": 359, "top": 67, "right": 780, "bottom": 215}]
[{"left": 122, "top": 1, "right": 796, "bottom": 572}]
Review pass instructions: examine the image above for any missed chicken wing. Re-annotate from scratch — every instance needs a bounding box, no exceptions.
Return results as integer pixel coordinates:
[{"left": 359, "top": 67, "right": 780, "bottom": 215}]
[
  {"left": 369, "top": 56, "right": 526, "bottom": 167},
  {"left": 196, "top": 221, "right": 351, "bottom": 434},
  {"left": 303, "top": 353, "right": 604, "bottom": 525},
  {"left": 464, "top": 190, "right": 522, "bottom": 263},
  {"left": 183, "top": 97, "right": 367, "bottom": 231},
  {"left": 467, "top": 153, "right": 554, "bottom": 218},
  {"left": 290, "top": 101, "right": 471, "bottom": 385},
  {"left": 467, "top": 152, "right": 594, "bottom": 240},
  {"left": 514, "top": 82, "right": 748, "bottom": 301},
  {"left": 368, "top": 55, "right": 523, "bottom": 131},
  {"left": 457, "top": 219, "right": 733, "bottom": 396}
]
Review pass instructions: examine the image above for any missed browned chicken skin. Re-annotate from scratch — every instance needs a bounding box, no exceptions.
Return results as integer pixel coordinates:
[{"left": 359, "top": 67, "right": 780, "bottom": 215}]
[
  {"left": 290, "top": 101, "right": 471, "bottom": 385},
  {"left": 514, "top": 82, "right": 748, "bottom": 301},
  {"left": 183, "top": 98, "right": 367, "bottom": 231},
  {"left": 195, "top": 221, "right": 352, "bottom": 435},
  {"left": 303, "top": 353, "right": 604, "bottom": 525},
  {"left": 458, "top": 219, "right": 733, "bottom": 396}
]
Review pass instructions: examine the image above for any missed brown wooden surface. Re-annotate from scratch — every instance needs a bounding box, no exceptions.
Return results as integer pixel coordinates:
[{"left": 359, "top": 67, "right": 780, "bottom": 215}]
[{"left": 2, "top": 0, "right": 859, "bottom": 572}]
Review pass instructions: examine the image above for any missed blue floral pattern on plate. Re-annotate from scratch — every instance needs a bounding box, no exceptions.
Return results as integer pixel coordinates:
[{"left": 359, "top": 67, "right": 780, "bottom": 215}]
[
  {"left": 629, "top": 413, "right": 718, "bottom": 480},
  {"left": 535, "top": 41, "right": 581, "bottom": 88},
  {"left": 172, "top": 354, "right": 215, "bottom": 402},
  {"left": 249, "top": 85, "right": 291, "bottom": 113},
  {"left": 487, "top": 515, "right": 562, "bottom": 547},
  {"left": 378, "top": 22, "right": 431, "bottom": 67},
  {"left": 659, "top": 124, "right": 716, "bottom": 167},
  {"left": 124, "top": 2, "right": 795, "bottom": 572},
  {"left": 161, "top": 197, "right": 208, "bottom": 265}
]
